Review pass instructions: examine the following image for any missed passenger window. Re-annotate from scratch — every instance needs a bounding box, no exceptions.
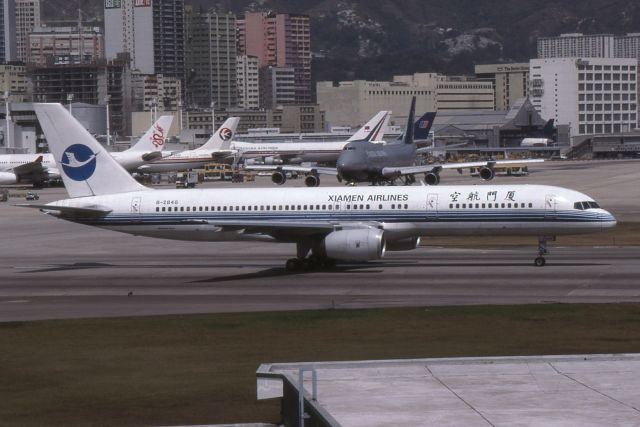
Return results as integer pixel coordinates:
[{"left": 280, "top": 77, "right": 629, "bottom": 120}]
[
  {"left": 391, "top": 204, "right": 395, "bottom": 209},
  {"left": 379, "top": 204, "right": 383, "bottom": 209},
  {"left": 322, "top": 205, "right": 326, "bottom": 210},
  {"left": 168, "top": 207, "right": 172, "bottom": 212},
  {"left": 508, "top": 203, "right": 512, "bottom": 208},
  {"left": 187, "top": 207, "right": 191, "bottom": 211},
  {"left": 335, "top": 204, "right": 339, "bottom": 210},
  {"left": 482, "top": 203, "right": 485, "bottom": 208},
  {"left": 223, "top": 207, "right": 227, "bottom": 211},
  {"left": 462, "top": 204, "right": 466, "bottom": 208},
  {"left": 404, "top": 204, "right": 408, "bottom": 209},
  {"left": 501, "top": 203, "right": 505, "bottom": 208},
  {"left": 304, "top": 205, "right": 307, "bottom": 210},
  {"left": 242, "top": 206, "right": 245, "bottom": 211},
  {"left": 449, "top": 204, "right": 453, "bottom": 208},
  {"left": 475, "top": 203, "right": 479, "bottom": 208},
  {"left": 456, "top": 204, "right": 460, "bottom": 208},
  {"left": 528, "top": 203, "right": 533, "bottom": 208},
  {"left": 366, "top": 204, "right": 370, "bottom": 209},
  {"left": 180, "top": 207, "right": 184, "bottom": 212},
  {"left": 346, "top": 205, "right": 350, "bottom": 210},
  {"left": 156, "top": 207, "right": 159, "bottom": 212},
  {"left": 317, "top": 205, "right": 321, "bottom": 210}
]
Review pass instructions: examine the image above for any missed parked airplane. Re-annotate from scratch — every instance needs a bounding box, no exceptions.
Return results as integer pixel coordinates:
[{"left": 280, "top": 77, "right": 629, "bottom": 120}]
[
  {"left": 0, "top": 115, "right": 173, "bottom": 186},
  {"left": 253, "top": 98, "right": 543, "bottom": 187},
  {"left": 137, "top": 117, "right": 240, "bottom": 173},
  {"left": 28, "top": 103, "right": 615, "bottom": 271},
  {"left": 234, "top": 110, "right": 391, "bottom": 166}
]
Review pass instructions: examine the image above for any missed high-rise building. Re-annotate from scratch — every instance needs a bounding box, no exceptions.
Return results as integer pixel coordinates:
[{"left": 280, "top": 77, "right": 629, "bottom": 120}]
[
  {"left": 530, "top": 58, "right": 638, "bottom": 138},
  {"left": 237, "top": 55, "right": 259, "bottom": 109},
  {"left": 317, "top": 73, "right": 494, "bottom": 128},
  {"left": 185, "top": 8, "right": 236, "bottom": 109},
  {"left": 615, "top": 33, "right": 640, "bottom": 59},
  {"left": 104, "top": 0, "right": 184, "bottom": 80},
  {"left": 28, "top": 26, "right": 104, "bottom": 66},
  {"left": 131, "top": 72, "right": 181, "bottom": 112},
  {"left": 538, "top": 33, "right": 640, "bottom": 60},
  {"left": 0, "top": 63, "right": 27, "bottom": 101},
  {"left": 237, "top": 12, "right": 311, "bottom": 104},
  {"left": 259, "top": 66, "right": 295, "bottom": 109},
  {"left": 537, "top": 34, "right": 615, "bottom": 59},
  {"left": 0, "top": 0, "right": 16, "bottom": 63},
  {"left": 30, "top": 58, "right": 133, "bottom": 136},
  {"left": 475, "top": 63, "right": 529, "bottom": 111},
  {"left": 15, "top": 0, "right": 39, "bottom": 63}
]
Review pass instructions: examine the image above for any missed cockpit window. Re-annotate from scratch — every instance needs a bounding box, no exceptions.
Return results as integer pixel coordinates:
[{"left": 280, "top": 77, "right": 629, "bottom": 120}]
[
  {"left": 574, "top": 201, "right": 600, "bottom": 210},
  {"left": 344, "top": 146, "right": 356, "bottom": 151}
]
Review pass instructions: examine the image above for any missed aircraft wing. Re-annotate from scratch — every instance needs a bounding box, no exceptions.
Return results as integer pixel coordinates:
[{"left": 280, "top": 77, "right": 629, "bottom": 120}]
[
  {"left": 181, "top": 218, "right": 381, "bottom": 238},
  {"left": 244, "top": 165, "right": 339, "bottom": 176},
  {"left": 382, "top": 159, "right": 545, "bottom": 178},
  {"left": 12, "top": 156, "right": 46, "bottom": 176}
]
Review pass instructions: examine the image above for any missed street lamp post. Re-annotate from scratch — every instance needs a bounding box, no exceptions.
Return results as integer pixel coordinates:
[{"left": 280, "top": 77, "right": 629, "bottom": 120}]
[
  {"left": 178, "top": 100, "right": 183, "bottom": 131},
  {"left": 210, "top": 101, "right": 216, "bottom": 133},
  {"left": 104, "top": 95, "right": 111, "bottom": 147},
  {"left": 4, "top": 91, "right": 10, "bottom": 149},
  {"left": 67, "top": 93, "right": 74, "bottom": 117}
]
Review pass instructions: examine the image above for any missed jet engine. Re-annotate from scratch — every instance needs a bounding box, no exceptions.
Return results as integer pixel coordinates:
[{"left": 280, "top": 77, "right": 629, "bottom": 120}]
[
  {"left": 478, "top": 166, "right": 495, "bottom": 181},
  {"left": 0, "top": 171, "right": 17, "bottom": 185},
  {"left": 321, "top": 228, "right": 385, "bottom": 261},
  {"left": 424, "top": 172, "right": 440, "bottom": 186},
  {"left": 385, "top": 236, "right": 421, "bottom": 251},
  {"left": 304, "top": 174, "right": 320, "bottom": 187},
  {"left": 244, "top": 158, "right": 263, "bottom": 166},
  {"left": 271, "top": 170, "right": 287, "bottom": 185},
  {"left": 264, "top": 156, "right": 283, "bottom": 165}
]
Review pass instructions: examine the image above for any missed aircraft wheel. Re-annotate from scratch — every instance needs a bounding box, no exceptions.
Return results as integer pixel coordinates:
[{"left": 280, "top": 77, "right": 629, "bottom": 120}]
[{"left": 534, "top": 257, "right": 546, "bottom": 267}]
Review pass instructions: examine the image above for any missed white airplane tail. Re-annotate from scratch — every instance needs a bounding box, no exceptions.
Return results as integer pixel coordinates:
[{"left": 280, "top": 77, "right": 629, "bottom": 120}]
[
  {"left": 199, "top": 117, "right": 240, "bottom": 151},
  {"left": 347, "top": 111, "right": 391, "bottom": 142},
  {"left": 34, "top": 103, "right": 146, "bottom": 198},
  {"left": 126, "top": 115, "right": 174, "bottom": 152}
]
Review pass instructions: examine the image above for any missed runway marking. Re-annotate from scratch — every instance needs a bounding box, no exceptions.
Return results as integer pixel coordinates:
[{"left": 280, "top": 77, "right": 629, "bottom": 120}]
[{"left": 2, "top": 300, "right": 30, "bottom": 303}]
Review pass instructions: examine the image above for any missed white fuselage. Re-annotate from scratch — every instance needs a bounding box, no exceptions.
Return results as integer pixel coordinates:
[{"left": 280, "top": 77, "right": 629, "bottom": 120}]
[
  {"left": 44, "top": 185, "right": 616, "bottom": 243},
  {"left": 232, "top": 140, "right": 350, "bottom": 163},
  {"left": 139, "top": 149, "right": 216, "bottom": 173}
]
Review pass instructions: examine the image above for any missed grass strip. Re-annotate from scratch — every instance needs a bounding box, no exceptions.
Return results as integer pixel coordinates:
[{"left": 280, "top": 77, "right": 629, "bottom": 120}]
[{"left": 2, "top": 304, "right": 640, "bottom": 426}]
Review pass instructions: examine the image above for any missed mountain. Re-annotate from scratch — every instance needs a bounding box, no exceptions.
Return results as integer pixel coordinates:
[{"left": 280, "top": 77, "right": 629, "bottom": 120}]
[{"left": 41, "top": 0, "right": 640, "bottom": 82}]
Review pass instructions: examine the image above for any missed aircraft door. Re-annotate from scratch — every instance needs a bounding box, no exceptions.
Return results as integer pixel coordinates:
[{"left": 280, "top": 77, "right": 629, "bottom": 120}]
[
  {"left": 131, "top": 196, "right": 142, "bottom": 215},
  {"left": 426, "top": 193, "right": 438, "bottom": 219},
  {"left": 544, "top": 194, "right": 556, "bottom": 219}
]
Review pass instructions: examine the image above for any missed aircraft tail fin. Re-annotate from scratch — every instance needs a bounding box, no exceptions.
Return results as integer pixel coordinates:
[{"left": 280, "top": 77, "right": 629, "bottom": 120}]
[
  {"left": 199, "top": 117, "right": 240, "bottom": 150},
  {"left": 543, "top": 119, "right": 555, "bottom": 137},
  {"left": 414, "top": 112, "right": 436, "bottom": 140},
  {"left": 347, "top": 111, "right": 391, "bottom": 142},
  {"left": 403, "top": 96, "right": 416, "bottom": 145},
  {"left": 34, "top": 103, "right": 146, "bottom": 198},
  {"left": 126, "top": 115, "right": 174, "bottom": 153}
]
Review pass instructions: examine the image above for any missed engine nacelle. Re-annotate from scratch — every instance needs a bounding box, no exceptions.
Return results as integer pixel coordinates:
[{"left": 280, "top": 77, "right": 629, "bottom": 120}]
[
  {"left": 0, "top": 171, "right": 17, "bottom": 185},
  {"left": 424, "top": 172, "right": 440, "bottom": 186},
  {"left": 264, "top": 156, "right": 283, "bottom": 165},
  {"left": 271, "top": 170, "right": 287, "bottom": 185},
  {"left": 386, "top": 236, "right": 421, "bottom": 252},
  {"left": 321, "top": 228, "right": 385, "bottom": 261},
  {"left": 244, "top": 158, "right": 264, "bottom": 166},
  {"left": 304, "top": 174, "right": 320, "bottom": 187},
  {"left": 479, "top": 166, "right": 495, "bottom": 181}
]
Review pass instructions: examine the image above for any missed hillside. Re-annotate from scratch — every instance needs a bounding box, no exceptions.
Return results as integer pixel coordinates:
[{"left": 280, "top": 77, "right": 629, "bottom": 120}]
[{"left": 42, "top": 0, "right": 640, "bottom": 82}]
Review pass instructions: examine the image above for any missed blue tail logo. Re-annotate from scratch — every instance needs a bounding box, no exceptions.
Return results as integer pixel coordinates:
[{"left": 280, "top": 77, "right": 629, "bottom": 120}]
[{"left": 61, "top": 144, "right": 98, "bottom": 181}]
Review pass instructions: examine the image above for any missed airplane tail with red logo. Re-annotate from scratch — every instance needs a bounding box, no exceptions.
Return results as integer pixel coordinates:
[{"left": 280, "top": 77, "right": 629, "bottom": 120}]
[
  {"left": 127, "top": 115, "right": 174, "bottom": 153},
  {"left": 199, "top": 117, "right": 240, "bottom": 151}
]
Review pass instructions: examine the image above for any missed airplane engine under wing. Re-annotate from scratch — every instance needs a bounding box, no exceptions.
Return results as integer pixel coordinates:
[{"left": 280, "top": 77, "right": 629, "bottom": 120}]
[
  {"left": 424, "top": 172, "right": 440, "bottom": 185},
  {"left": 304, "top": 174, "right": 320, "bottom": 187},
  {"left": 271, "top": 170, "right": 286, "bottom": 185},
  {"left": 479, "top": 166, "right": 495, "bottom": 181},
  {"left": 386, "top": 236, "right": 421, "bottom": 251},
  {"left": 321, "top": 228, "right": 385, "bottom": 261},
  {"left": 264, "top": 156, "right": 283, "bottom": 165},
  {"left": 0, "top": 171, "right": 18, "bottom": 184}
]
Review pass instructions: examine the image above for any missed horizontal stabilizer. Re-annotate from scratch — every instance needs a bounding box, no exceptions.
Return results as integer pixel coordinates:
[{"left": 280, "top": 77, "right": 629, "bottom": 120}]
[{"left": 16, "top": 203, "right": 112, "bottom": 216}]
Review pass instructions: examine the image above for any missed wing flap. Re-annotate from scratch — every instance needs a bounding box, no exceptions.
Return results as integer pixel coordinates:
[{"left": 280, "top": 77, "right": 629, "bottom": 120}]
[{"left": 16, "top": 204, "right": 112, "bottom": 217}]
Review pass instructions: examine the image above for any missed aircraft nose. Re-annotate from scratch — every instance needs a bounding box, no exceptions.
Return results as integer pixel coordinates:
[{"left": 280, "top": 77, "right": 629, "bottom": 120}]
[{"left": 601, "top": 210, "right": 617, "bottom": 230}]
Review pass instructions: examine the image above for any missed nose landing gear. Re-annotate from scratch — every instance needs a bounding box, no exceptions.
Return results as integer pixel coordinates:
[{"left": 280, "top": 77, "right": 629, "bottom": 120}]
[{"left": 534, "top": 236, "right": 555, "bottom": 267}]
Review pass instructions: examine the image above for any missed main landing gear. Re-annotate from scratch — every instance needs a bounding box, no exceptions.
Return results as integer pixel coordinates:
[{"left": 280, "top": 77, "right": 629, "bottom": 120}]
[
  {"left": 285, "top": 241, "right": 336, "bottom": 272},
  {"left": 285, "top": 255, "right": 336, "bottom": 272},
  {"left": 534, "top": 236, "right": 555, "bottom": 267}
]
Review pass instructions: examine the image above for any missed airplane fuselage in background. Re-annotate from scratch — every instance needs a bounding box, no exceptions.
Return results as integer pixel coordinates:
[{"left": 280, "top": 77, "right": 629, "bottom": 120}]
[
  {"left": 233, "top": 140, "right": 352, "bottom": 164},
  {"left": 337, "top": 141, "right": 416, "bottom": 182}
]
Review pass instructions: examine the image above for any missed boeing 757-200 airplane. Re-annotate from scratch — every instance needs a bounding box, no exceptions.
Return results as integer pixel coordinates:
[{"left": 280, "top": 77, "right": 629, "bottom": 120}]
[{"left": 27, "top": 103, "right": 615, "bottom": 270}]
